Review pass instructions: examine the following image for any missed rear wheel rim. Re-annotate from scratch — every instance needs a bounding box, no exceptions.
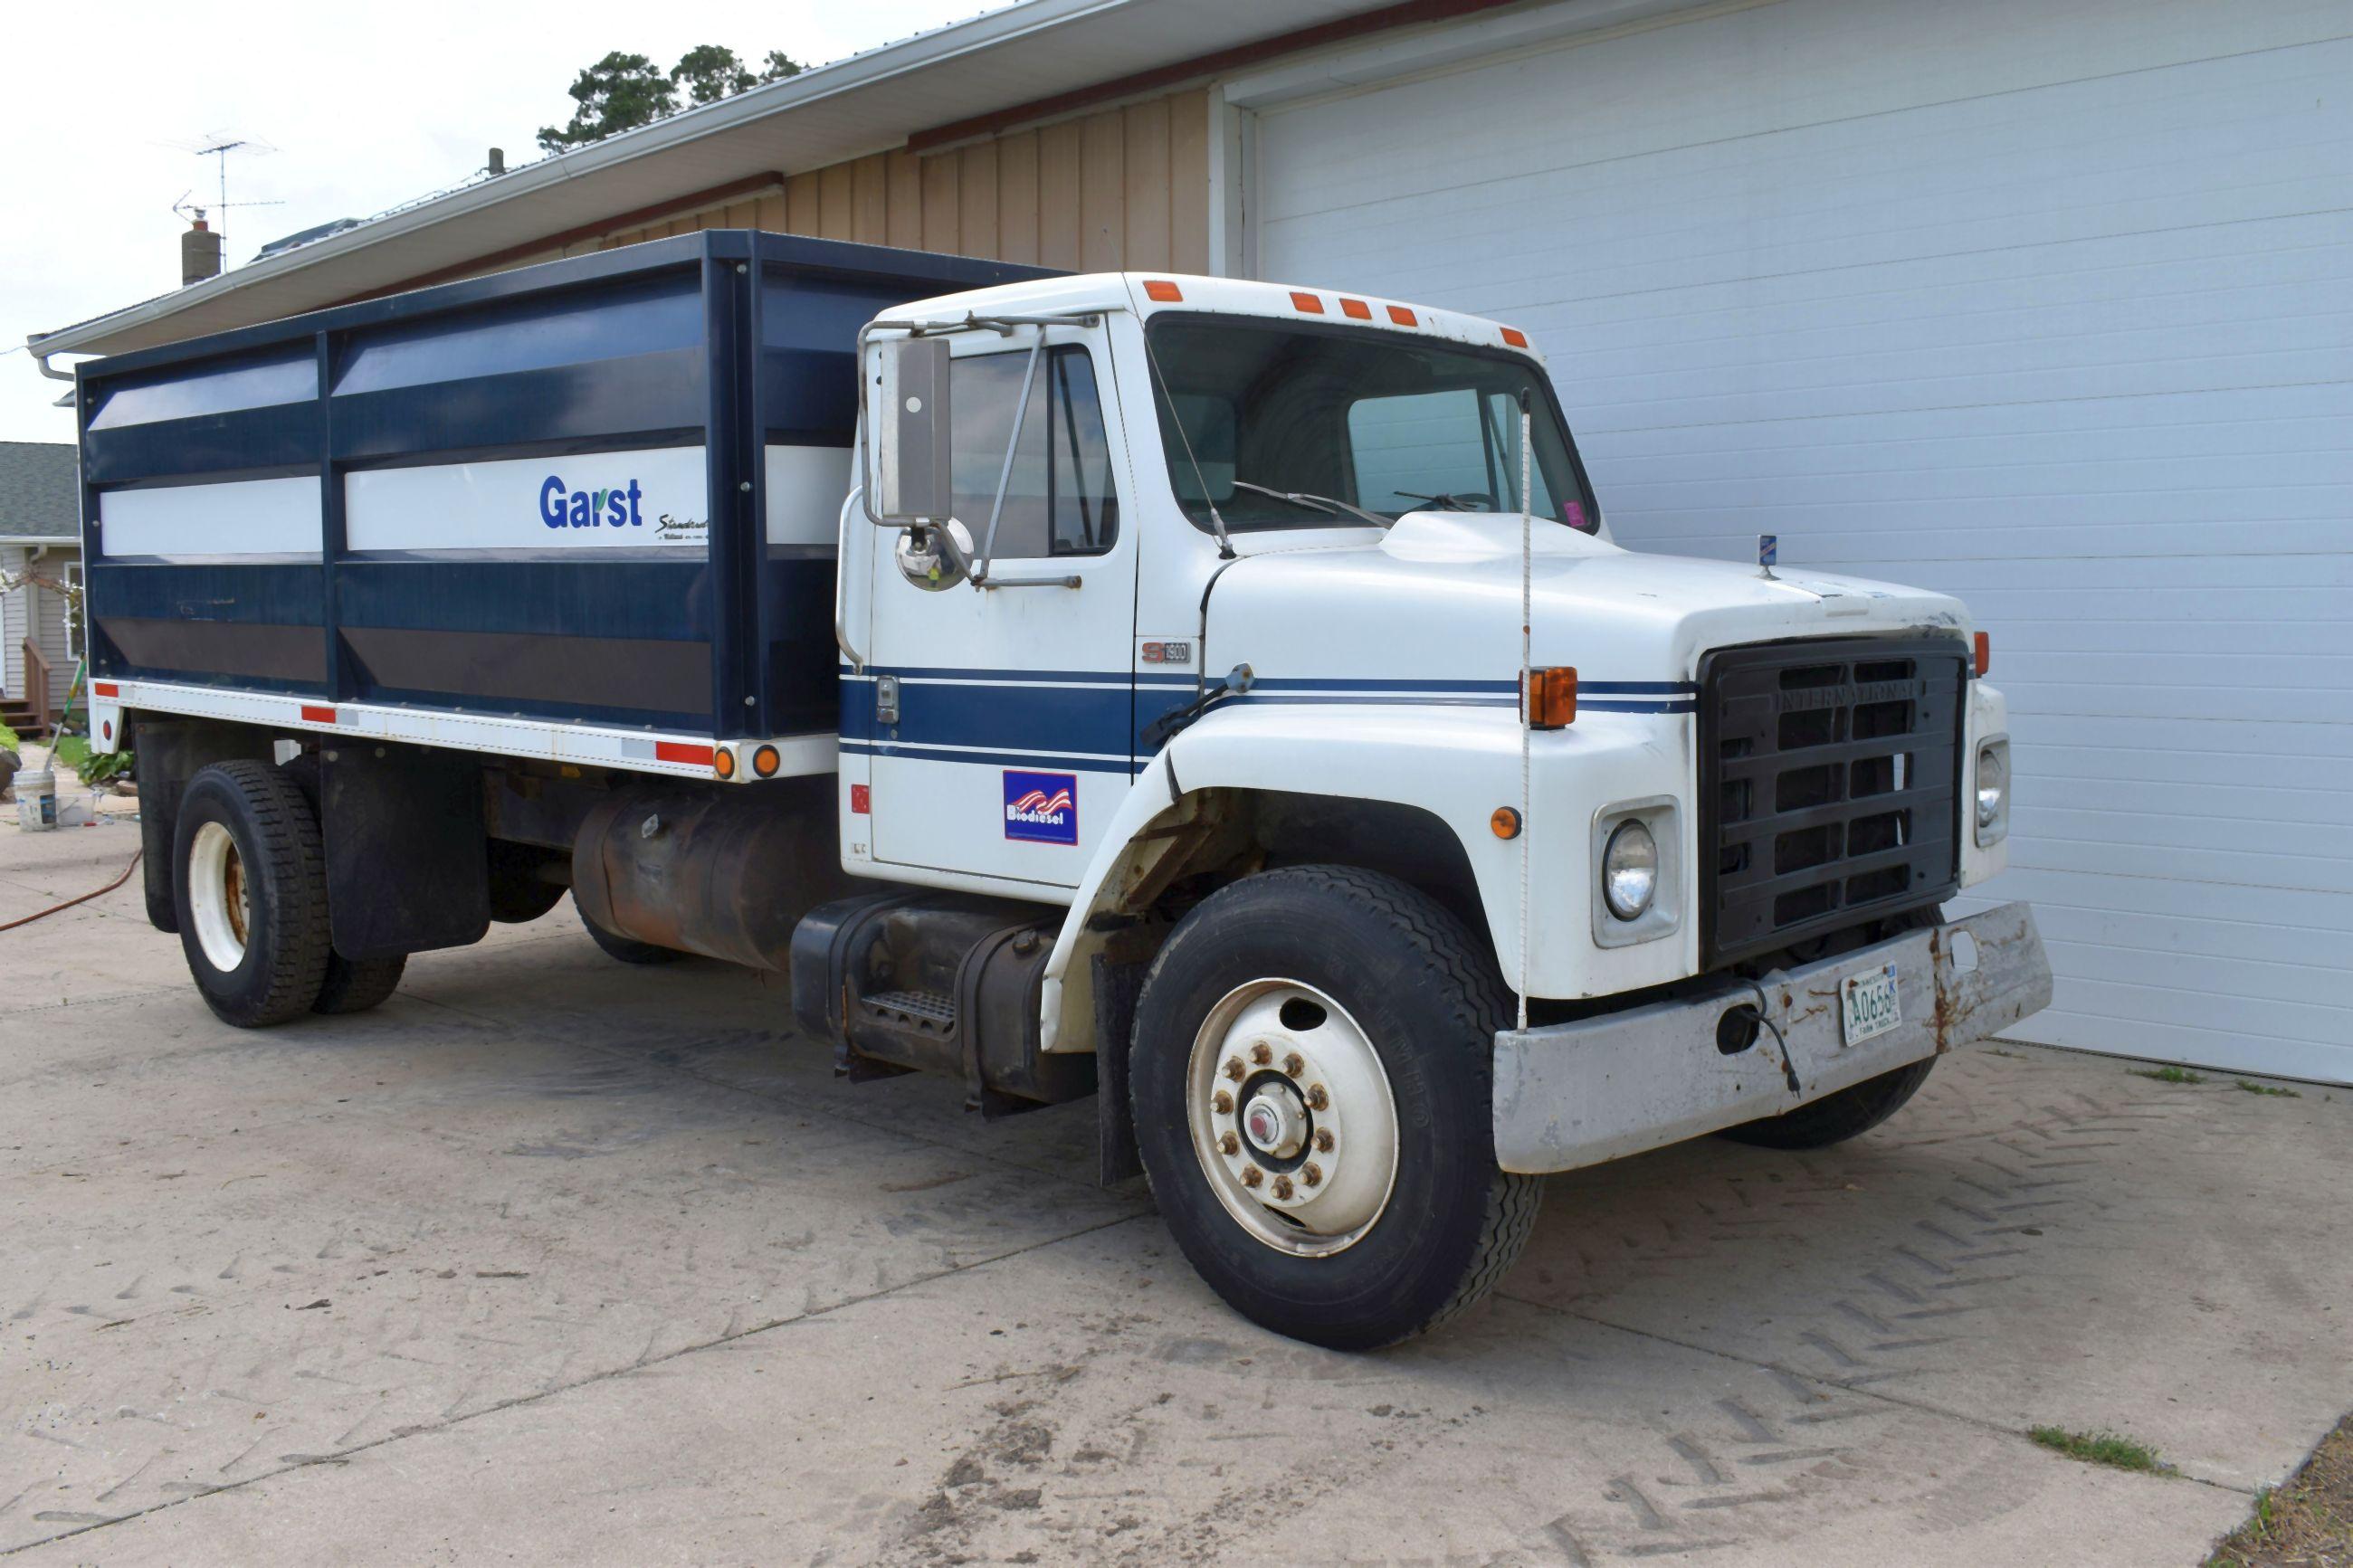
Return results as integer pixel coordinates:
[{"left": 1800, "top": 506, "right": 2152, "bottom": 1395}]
[
  {"left": 187, "top": 821, "right": 250, "bottom": 973},
  {"left": 1186, "top": 978, "right": 1399, "bottom": 1258}
]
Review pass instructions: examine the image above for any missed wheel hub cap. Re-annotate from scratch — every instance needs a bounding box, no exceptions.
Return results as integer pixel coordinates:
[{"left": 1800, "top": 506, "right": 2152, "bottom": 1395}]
[
  {"left": 1186, "top": 980, "right": 1401, "bottom": 1258},
  {"left": 1242, "top": 1088, "right": 1305, "bottom": 1158}
]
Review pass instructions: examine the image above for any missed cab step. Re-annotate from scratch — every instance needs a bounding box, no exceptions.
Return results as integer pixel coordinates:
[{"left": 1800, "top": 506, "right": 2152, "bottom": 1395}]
[{"left": 792, "top": 890, "right": 1097, "bottom": 1117}]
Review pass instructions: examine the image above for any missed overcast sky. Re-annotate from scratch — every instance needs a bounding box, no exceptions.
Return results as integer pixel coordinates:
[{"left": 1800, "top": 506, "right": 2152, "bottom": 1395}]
[{"left": 0, "top": 0, "right": 994, "bottom": 443}]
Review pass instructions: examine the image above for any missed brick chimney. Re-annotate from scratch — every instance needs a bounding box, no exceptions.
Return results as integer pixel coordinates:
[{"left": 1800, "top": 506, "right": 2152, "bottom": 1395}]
[{"left": 181, "top": 213, "right": 224, "bottom": 286}]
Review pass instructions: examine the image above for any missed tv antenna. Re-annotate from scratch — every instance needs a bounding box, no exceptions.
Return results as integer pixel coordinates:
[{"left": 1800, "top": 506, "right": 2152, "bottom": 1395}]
[{"left": 159, "top": 132, "right": 281, "bottom": 252}]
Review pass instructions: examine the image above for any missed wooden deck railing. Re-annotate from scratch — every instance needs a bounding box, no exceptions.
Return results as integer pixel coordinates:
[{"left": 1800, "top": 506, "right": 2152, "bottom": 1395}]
[{"left": 22, "top": 640, "right": 52, "bottom": 736}]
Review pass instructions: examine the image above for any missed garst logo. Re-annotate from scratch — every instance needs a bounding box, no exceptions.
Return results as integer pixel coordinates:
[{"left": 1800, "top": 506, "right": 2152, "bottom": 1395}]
[{"left": 540, "top": 475, "right": 644, "bottom": 529}]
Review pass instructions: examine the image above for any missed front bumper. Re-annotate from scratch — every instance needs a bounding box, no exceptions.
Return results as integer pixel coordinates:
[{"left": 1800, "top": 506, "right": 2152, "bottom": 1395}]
[{"left": 1492, "top": 902, "right": 2052, "bottom": 1174}]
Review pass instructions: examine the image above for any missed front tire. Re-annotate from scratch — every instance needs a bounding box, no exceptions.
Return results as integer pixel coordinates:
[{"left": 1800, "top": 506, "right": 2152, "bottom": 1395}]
[
  {"left": 1130, "top": 866, "right": 1538, "bottom": 1351},
  {"left": 172, "top": 760, "right": 333, "bottom": 1028}
]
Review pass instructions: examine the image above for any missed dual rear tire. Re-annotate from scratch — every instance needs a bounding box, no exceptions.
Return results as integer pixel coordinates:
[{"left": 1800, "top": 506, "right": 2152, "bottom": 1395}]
[{"left": 172, "top": 760, "right": 404, "bottom": 1027}]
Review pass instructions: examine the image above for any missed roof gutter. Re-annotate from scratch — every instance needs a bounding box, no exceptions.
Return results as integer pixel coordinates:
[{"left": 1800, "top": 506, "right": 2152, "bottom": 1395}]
[{"left": 24, "top": 0, "right": 1137, "bottom": 361}]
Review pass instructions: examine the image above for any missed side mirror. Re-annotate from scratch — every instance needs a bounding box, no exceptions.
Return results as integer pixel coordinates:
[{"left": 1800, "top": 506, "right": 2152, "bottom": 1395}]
[{"left": 865, "top": 337, "right": 954, "bottom": 524}]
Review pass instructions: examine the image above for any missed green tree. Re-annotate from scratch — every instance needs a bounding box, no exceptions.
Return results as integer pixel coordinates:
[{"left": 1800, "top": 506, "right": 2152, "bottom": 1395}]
[
  {"left": 538, "top": 52, "right": 678, "bottom": 152},
  {"left": 759, "top": 51, "right": 803, "bottom": 84},
  {"left": 671, "top": 44, "right": 755, "bottom": 105}
]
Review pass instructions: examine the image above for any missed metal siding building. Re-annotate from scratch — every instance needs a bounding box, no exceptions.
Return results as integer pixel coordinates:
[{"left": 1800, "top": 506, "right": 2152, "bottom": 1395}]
[{"left": 31, "top": 0, "right": 2352, "bottom": 1081}]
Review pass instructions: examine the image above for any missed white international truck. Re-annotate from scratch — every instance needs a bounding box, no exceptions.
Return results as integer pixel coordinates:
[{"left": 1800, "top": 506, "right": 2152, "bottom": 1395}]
[{"left": 74, "top": 233, "right": 2050, "bottom": 1348}]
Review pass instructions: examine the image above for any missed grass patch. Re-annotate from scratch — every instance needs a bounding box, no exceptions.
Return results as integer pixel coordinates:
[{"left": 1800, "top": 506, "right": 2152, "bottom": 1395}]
[
  {"left": 2235, "top": 1080, "right": 2302, "bottom": 1099},
  {"left": 2208, "top": 1413, "right": 2352, "bottom": 1566},
  {"left": 2029, "top": 1426, "right": 2171, "bottom": 1474},
  {"left": 51, "top": 734, "right": 90, "bottom": 772},
  {"left": 2130, "top": 1065, "right": 2207, "bottom": 1086}
]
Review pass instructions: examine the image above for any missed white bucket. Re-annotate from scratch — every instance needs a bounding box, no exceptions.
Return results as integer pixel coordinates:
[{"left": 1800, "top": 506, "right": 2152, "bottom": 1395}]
[{"left": 14, "top": 768, "right": 57, "bottom": 832}]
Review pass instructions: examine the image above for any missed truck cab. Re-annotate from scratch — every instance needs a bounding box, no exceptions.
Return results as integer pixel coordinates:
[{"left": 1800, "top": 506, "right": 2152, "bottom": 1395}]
[{"left": 79, "top": 236, "right": 2050, "bottom": 1350}]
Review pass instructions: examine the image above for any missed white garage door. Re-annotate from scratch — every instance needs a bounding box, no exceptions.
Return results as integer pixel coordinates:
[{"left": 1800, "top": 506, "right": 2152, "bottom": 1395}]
[{"left": 1251, "top": 0, "right": 2353, "bottom": 1083}]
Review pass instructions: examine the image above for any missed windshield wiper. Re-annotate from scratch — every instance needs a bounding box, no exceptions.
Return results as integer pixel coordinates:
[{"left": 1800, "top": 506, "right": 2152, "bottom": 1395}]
[{"left": 1230, "top": 480, "right": 1390, "bottom": 527}]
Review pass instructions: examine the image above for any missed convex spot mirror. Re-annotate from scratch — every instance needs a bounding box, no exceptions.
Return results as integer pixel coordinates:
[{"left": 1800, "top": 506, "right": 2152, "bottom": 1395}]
[{"left": 866, "top": 337, "right": 954, "bottom": 525}]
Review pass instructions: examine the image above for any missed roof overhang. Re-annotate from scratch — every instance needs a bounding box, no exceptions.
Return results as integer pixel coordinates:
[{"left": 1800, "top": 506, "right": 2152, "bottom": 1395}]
[{"left": 29, "top": 0, "right": 1417, "bottom": 362}]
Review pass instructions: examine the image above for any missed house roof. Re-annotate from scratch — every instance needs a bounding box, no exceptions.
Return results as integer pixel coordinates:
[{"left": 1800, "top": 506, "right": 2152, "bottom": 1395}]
[
  {"left": 29, "top": 0, "right": 1421, "bottom": 364},
  {"left": 0, "top": 443, "right": 79, "bottom": 542}
]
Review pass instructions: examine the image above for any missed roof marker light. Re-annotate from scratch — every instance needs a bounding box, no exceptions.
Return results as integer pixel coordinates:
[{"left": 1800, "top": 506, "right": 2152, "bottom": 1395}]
[
  {"left": 1339, "top": 298, "right": 1371, "bottom": 320},
  {"left": 1501, "top": 327, "right": 1529, "bottom": 348},
  {"left": 1142, "top": 280, "right": 1183, "bottom": 302},
  {"left": 1290, "top": 290, "right": 1325, "bottom": 314},
  {"left": 1386, "top": 306, "right": 1416, "bottom": 326}
]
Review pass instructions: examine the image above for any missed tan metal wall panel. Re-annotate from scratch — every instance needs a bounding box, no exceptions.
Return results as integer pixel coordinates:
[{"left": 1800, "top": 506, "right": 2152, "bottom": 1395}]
[
  {"left": 377, "top": 87, "right": 1212, "bottom": 286},
  {"left": 958, "top": 140, "right": 1000, "bottom": 261},
  {"left": 886, "top": 149, "right": 924, "bottom": 249},
  {"left": 1037, "top": 120, "right": 1085, "bottom": 271},
  {"left": 1169, "top": 90, "right": 1211, "bottom": 273},
  {"left": 1080, "top": 109, "right": 1125, "bottom": 272},
  {"left": 996, "top": 130, "right": 1041, "bottom": 265},
  {"left": 1123, "top": 99, "right": 1171, "bottom": 272},
  {"left": 786, "top": 171, "right": 820, "bottom": 235},
  {"left": 851, "top": 154, "right": 889, "bottom": 245}
]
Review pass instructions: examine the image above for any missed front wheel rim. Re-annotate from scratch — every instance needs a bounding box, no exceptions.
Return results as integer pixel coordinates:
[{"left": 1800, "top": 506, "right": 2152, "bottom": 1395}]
[
  {"left": 1186, "top": 978, "right": 1400, "bottom": 1258},
  {"left": 187, "top": 821, "right": 251, "bottom": 973}
]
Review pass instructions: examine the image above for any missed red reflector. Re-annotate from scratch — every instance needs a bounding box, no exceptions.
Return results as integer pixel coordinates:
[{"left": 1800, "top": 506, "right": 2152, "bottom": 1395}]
[
  {"left": 1142, "top": 279, "right": 1183, "bottom": 302},
  {"left": 1521, "top": 667, "right": 1577, "bottom": 729},
  {"left": 1289, "top": 290, "right": 1325, "bottom": 314},
  {"left": 655, "top": 741, "right": 714, "bottom": 766},
  {"left": 102, "top": 720, "right": 113, "bottom": 742},
  {"left": 94, "top": 681, "right": 119, "bottom": 698},
  {"left": 1339, "top": 298, "right": 1371, "bottom": 320},
  {"left": 300, "top": 705, "right": 337, "bottom": 725},
  {"left": 850, "top": 784, "right": 872, "bottom": 815},
  {"left": 1974, "top": 631, "right": 1991, "bottom": 678},
  {"left": 1386, "top": 306, "right": 1416, "bottom": 326},
  {"left": 1501, "top": 327, "right": 1529, "bottom": 348}
]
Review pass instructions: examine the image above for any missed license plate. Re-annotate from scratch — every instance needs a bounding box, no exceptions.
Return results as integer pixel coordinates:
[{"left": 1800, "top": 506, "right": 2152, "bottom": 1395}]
[{"left": 1840, "top": 962, "right": 1902, "bottom": 1046}]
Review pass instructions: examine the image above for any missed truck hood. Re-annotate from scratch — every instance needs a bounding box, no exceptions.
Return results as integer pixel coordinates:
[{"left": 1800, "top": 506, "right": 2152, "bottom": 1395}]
[{"left": 1205, "top": 513, "right": 1970, "bottom": 694}]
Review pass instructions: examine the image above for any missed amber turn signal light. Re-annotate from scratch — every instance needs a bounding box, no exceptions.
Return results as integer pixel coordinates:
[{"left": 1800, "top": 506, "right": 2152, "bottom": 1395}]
[
  {"left": 713, "top": 747, "right": 738, "bottom": 780},
  {"left": 1974, "top": 631, "right": 1991, "bottom": 678},
  {"left": 1521, "top": 666, "right": 1577, "bottom": 729},
  {"left": 753, "top": 744, "right": 782, "bottom": 777},
  {"left": 1491, "top": 806, "right": 1522, "bottom": 841}
]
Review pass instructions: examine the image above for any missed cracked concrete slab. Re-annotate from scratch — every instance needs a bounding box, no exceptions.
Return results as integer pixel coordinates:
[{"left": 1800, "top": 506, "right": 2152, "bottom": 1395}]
[{"left": 1, "top": 825, "right": 2344, "bottom": 1563}]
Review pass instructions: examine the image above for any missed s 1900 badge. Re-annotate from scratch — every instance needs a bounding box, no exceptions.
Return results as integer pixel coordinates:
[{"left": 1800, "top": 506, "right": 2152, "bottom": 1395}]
[{"left": 1003, "top": 770, "right": 1078, "bottom": 845}]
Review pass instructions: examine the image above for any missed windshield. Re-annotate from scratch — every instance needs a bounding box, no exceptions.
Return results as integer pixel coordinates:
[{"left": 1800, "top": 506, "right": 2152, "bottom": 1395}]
[{"left": 1145, "top": 315, "right": 1598, "bottom": 536}]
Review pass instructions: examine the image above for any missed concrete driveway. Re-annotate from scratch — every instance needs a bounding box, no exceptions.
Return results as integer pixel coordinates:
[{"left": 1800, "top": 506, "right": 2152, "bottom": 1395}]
[{"left": 3, "top": 821, "right": 2347, "bottom": 1566}]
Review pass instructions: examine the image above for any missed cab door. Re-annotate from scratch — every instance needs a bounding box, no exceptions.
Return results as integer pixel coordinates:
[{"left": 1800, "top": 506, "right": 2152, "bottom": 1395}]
[{"left": 860, "top": 321, "right": 1137, "bottom": 889}]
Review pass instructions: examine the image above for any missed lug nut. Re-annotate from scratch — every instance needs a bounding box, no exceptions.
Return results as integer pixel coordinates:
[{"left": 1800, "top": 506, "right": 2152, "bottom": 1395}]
[
  {"left": 1272, "top": 1175, "right": 1294, "bottom": 1200},
  {"left": 1224, "top": 1058, "right": 1245, "bottom": 1082},
  {"left": 1213, "top": 1090, "right": 1234, "bottom": 1116},
  {"left": 1242, "top": 1165, "right": 1262, "bottom": 1188},
  {"left": 1251, "top": 1041, "right": 1272, "bottom": 1066},
  {"left": 1302, "top": 1162, "right": 1322, "bottom": 1186},
  {"left": 1314, "top": 1127, "right": 1334, "bottom": 1153},
  {"left": 1307, "top": 1084, "right": 1329, "bottom": 1111},
  {"left": 1282, "top": 1052, "right": 1304, "bottom": 1078},
  {"left": 1219, "top": 1132, "right": 1240, "bottom": 1156}
]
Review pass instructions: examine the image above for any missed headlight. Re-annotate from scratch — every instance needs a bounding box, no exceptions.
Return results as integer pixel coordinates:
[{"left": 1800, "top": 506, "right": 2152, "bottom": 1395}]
[
  {"left": 1602, "top": 819, "right": 1659, "bottom": 921},
  {"left": 1975, "top": 740, "right": 2010, "bottom": 845}
]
